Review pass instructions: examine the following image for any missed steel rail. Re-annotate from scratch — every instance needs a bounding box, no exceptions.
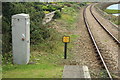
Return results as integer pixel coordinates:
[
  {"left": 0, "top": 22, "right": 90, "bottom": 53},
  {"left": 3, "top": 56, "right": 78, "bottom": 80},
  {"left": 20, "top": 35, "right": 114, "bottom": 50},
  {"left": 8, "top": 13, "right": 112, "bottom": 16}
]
[
  {"left": 83, "top": 5, "right": 113, "bottom": 80},
  {"left": 90, "top": 5, "right": 120, "bottom": 45}
]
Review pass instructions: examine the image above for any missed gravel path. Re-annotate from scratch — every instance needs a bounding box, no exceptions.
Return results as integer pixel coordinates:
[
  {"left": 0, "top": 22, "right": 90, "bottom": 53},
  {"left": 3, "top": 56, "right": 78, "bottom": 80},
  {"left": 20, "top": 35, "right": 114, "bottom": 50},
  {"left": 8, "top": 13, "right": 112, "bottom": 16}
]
[{"left": 86, "top": 5, "right": 118, "bottom": 76}]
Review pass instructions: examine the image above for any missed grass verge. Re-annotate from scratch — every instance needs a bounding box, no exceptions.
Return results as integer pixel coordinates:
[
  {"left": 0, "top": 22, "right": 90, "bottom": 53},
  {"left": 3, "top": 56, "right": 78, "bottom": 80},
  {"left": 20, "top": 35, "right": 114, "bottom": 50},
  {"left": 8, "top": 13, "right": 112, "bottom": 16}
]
[
  {"left": 3, "top": 64, "right": 63, "bottom": 78},
  {"left": 104, "top": 9, "right": 120, "bottom": 14}
]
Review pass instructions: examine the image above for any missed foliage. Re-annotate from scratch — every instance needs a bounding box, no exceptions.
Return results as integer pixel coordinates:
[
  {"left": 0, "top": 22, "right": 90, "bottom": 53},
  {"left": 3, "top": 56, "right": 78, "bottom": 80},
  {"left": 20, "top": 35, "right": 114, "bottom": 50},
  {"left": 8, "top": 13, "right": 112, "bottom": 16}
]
[
  {"left": 43, "top": 11, "right": 50, "bottom": 14},
  {"left": 109, "top": 15, "right": 120, "bottom": 25},
  {"left": 2, "top": 52, "right": 13, "bottom": 64},
  {"left": 104, "top": 9, "right": 120, "bottom": 14},
  {"left": 2, "top": 2, "right": 68, "bottom": 54},
  {"left": 42, "top": 4, "right": 62, "bottom": 12},
  {"left": 2, "top": 2, "right": 46, "bottom": 53},
  {"left": 53, "top": 11, "right": 61, "bottom": 19},
  {"left": 79, "top": 3, "right": 87, "bottom": 7},
  {"left": 2, "top": 2, "right": 85, "bottom": 56}
]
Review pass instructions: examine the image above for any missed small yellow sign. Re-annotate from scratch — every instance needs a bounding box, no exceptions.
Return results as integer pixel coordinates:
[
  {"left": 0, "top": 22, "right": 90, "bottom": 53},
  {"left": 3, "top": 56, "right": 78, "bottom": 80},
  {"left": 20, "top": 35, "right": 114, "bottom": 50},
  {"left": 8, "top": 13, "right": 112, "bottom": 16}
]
[{"left": 63, "top": 36, "right": 70, "bottom": 43}]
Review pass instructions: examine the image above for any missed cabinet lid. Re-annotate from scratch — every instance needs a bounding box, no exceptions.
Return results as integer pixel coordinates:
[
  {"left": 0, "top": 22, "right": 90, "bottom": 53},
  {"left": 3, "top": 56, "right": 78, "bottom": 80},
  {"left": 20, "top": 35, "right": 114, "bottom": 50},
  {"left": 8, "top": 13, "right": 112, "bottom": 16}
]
[{"left": 12, "top": 13, "right": 29, "bottom": 19}]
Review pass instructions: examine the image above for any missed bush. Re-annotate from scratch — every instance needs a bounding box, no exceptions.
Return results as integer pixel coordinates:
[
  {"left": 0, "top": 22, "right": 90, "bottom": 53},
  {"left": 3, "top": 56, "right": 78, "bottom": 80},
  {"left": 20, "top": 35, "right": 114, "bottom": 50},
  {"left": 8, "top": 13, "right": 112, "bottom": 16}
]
[
  {"left": 2, "top": 2, "right": 46, "bottom": 53},
  {"left": 43, "top": 11, "right": 50, "bottom": 14},
  {"left": 79, "top": 3, "right": 86, "bottom": 7},
  {"left": 53, "top": 11, "right": 61, "bottom": 19},
  {"left": 47, "top": 5, "right": 56, "bottom": 12},
  {"left": 64, "top": 4, "right": 72, "bottom": 7}
]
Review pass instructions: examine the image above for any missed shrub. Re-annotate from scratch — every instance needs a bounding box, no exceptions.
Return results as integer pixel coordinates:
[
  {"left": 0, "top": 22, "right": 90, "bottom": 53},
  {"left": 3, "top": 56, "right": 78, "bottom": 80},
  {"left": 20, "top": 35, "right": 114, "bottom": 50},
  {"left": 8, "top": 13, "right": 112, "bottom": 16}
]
[
  {"left": 53, "top": 11, "right": 61, "bottom": 19},
  {"left": 43, "top": 11, "right": 50, "bottom": 14},
  {"left": 64, "top": 4, "right": 72, "bottom": 7},
  {"left": 2, "top": 2, "right": 45, "bottom": 53},
  {"left": 42, "top": 5, "right": 48, "bottom": 10},
  {"left": 47, "top": 5, "right": 56, "bottom": 12}
]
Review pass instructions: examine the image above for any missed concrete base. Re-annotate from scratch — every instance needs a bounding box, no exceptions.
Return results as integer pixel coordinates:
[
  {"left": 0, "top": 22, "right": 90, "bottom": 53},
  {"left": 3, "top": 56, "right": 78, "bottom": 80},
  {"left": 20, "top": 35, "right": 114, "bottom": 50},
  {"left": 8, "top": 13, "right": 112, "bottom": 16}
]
[{"left": 63, "top": 65, "right": 91, "bottom": 79}]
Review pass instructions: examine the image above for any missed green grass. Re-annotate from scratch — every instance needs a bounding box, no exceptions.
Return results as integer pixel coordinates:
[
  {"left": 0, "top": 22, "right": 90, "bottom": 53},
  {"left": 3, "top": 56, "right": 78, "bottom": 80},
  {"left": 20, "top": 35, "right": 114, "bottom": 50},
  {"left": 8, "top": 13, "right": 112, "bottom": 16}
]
[
  {"left": 58, "top": 6, "right": 79, "bottom": 30},
  {"left": 3, "top": 64, "right": 63, "bottom": 78},
  {"left": 103, "top": 9, "right": 120, "bottom": 25},
  {"left": 3, "top": 40, "right": 64, "bottom": 78},
  {"left": 104, "top": 9, "right": 120, "bottom": 14},
  {"left": 56, "top": 6, "right": 80, "bottom": 51},
  {"left": 2, "top": 44, "right": 64, "bottom": 78}
]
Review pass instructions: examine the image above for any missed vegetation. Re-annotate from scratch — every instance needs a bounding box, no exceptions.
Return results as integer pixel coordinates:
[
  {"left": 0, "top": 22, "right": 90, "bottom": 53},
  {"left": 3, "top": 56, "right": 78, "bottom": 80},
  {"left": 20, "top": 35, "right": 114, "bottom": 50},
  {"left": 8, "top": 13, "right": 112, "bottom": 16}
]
[
  {"left": 2, "top": 2, "right": 44, "bottom": 53},
  {"left": 53, "top": 11, "right": 61, "bottom": 19},
  {"left": 42, "top": 4, "right": 62, "bottom": 12},
  {"left": 104, "top": 9, "right": 120, "bottom": 25},
  {"left": 2, "top": 2, "right": 62, "bottom": 78},
  {"left": 2, "top": 2, "right": 64, "bottom": 54},
  {"left": 104, "top": 9, "right": 120, "bottom": 14},
  {"left": 2, "top": 2, "right": 86, "bottom": 78}
]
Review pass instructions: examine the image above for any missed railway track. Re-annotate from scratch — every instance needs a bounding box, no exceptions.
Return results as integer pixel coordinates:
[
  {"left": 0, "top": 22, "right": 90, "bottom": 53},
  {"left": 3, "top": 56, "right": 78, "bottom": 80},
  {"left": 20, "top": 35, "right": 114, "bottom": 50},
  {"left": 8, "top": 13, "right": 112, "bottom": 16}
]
[
  {"left": 90, "top": 5, "right": 120, "bottom": 45},
  {"left": 83, "top": 5, "right": 113, "bottom": 79}
]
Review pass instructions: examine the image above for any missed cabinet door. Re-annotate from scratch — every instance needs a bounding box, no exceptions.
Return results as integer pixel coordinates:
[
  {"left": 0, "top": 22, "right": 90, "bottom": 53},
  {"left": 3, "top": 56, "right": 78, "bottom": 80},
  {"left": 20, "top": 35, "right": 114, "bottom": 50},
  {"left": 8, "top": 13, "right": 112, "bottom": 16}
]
[{"left": 12, "top": 18, "right": 26, "bottom": 64}]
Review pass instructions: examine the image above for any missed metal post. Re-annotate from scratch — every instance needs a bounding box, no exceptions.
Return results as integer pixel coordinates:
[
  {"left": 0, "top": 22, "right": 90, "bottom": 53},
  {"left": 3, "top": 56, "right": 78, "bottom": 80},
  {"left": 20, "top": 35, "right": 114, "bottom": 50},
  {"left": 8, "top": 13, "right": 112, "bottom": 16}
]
[{"left": 64, "top": 43, "right": 67, "bottom": 59}]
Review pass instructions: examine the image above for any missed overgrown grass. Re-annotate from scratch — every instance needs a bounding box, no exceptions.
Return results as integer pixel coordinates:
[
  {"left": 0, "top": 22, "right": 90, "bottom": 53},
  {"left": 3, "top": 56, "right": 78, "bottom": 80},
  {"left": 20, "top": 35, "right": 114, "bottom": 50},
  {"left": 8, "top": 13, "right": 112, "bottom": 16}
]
[
  {"left": 58, "top": 6, "right": 79, "bottom": 30},
  {"left": 104, "top": 9, "right": 120, "bottom": 14},
  {"left": 104, "top": 9, "right": 120, "bottom": 25},
  {"left": 3, "top": 64, "right": 63, "bottom": 78},
  {"left": 2, "top": 30, "right": 64, "bottom": 78},
  {"left": 2, "top": 4, "right": 81, "bottom": 78}
]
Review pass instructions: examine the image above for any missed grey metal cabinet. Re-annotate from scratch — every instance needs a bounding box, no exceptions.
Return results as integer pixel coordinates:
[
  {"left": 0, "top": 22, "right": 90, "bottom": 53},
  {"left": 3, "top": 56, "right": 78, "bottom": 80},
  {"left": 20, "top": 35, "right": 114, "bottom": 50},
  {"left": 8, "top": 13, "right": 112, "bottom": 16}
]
[{"left": 12, "top": 14, "right": 30, "bottom": 64}]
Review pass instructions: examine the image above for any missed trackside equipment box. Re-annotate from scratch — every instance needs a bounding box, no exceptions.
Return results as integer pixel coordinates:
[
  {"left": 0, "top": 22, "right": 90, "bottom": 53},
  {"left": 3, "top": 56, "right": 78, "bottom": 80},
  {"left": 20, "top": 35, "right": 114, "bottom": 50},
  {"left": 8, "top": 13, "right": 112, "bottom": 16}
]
[{"left": 12, "top": 14, "right": 30, "bottom": 64}]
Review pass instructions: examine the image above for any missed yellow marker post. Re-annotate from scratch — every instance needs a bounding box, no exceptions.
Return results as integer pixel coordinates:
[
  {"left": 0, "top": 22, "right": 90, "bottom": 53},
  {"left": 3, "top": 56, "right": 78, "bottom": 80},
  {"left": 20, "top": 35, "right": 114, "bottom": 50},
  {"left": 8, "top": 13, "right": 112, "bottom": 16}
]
[
  {"left": 63, "top": 36, "right": 70, "bottom": 43},
  {"left": 63, "top": 36, "right": 70, "bottom": 59}
]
